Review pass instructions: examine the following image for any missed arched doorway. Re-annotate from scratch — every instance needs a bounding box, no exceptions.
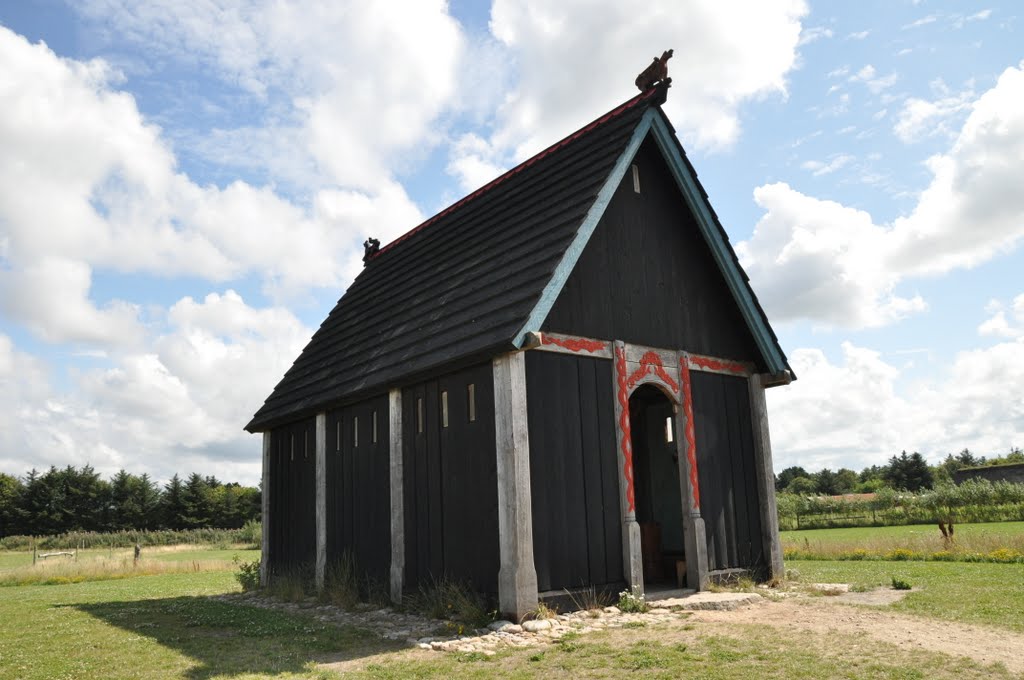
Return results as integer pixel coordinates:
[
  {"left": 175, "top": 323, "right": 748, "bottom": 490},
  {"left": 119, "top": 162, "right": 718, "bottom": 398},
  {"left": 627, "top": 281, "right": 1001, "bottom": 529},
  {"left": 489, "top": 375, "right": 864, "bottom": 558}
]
[{"left": 629, "top": 384, "right": 686, "bottom": 587}]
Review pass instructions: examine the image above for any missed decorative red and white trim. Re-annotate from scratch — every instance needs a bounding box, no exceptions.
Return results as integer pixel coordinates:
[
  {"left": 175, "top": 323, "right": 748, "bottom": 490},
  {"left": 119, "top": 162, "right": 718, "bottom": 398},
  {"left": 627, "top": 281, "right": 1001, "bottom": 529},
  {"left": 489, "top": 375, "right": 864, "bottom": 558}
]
[{"left": 537, "top": 332, "right": 612, "bottom": 357}]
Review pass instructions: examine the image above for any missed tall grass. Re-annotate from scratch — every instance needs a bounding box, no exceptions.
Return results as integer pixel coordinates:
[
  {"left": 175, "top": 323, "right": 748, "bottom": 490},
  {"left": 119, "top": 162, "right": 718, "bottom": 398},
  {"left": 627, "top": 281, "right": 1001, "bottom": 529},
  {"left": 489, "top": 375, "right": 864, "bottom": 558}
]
[
  {"left": 0, "top": 551, "right": 241, "bottom": 586},
  {"left": 0, "top": 521, "right": 261, "bottom": 551},
  {"left": 781, "top": 522, "right": 1024, "bottom": 563}
]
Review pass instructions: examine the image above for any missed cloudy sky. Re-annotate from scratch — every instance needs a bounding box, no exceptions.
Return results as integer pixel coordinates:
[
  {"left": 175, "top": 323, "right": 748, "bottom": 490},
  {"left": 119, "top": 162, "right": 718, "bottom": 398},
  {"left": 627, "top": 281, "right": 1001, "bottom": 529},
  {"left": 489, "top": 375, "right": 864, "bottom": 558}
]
[{"left": 0, "top": 1, "right": 1021, "bottom": 485}]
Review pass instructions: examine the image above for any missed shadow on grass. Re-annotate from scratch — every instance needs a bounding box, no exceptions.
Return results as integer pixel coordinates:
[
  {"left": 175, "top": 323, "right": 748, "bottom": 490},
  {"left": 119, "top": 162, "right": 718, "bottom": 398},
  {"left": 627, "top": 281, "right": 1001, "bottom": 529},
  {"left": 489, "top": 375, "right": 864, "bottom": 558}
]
[{"left": 73, "top": 595, "right": 401, "bottom": 679}]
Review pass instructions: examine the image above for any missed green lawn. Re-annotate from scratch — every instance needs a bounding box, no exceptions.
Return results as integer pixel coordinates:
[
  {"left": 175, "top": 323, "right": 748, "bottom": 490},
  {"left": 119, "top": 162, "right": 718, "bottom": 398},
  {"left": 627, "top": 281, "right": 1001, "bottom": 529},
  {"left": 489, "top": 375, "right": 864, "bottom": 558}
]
[
  {"left": 0, "top": 571, "right": 393, "bottom": 679},
  {"left": 345, "top": 622, "right": 1010, "bottom": 680},
  {"left": 789, "top": 559, "right": 1024, "bottom": 633},
  {"left": 781, "top": 521, "right": 1024, "bottom": 546},
  {"left": 781, "top": 521, "right": 1024, "bottom": 560},
  {"left": 0, "top": 552, "right": 1021, "bottom": 678}
]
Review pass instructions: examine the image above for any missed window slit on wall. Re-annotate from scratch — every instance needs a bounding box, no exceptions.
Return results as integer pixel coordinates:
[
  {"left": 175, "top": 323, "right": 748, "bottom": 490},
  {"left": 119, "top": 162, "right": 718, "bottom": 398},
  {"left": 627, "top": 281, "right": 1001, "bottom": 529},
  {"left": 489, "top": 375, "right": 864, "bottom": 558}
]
[
  {"left": 290, "top": 433, "right": 295, "bottom": 461},
  {"left": 441, "top": 391, "right": 449, "bottom": 428},
  {"left": 354, "top": 416, "right": 359, "bottom": 447},
  {"left": 417, "top": 397, "right": 424, "bottom": 434},
  {"left": 336, "top": 421, "right": 341, "bottom": 452},
  {"left": 467, "top": 383, "right": 476, "bottom": 422},
  {"left": 665, "top": 416, "right": 674, "bottom": 443},
  {"left": 632, "top": 163, "right": 641, "bottom": 193},
  {"left": 372, "top": 410, "right": 378, "bottom": 443},
  {"left": 304, "top": 430, "right": 309, "bottom": 459}
]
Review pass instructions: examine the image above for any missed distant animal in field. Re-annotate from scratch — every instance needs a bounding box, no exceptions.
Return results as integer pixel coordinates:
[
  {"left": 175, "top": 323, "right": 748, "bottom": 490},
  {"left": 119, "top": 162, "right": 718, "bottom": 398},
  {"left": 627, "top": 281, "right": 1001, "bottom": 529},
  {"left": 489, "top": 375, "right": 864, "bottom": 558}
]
[{"left": 635, "top": 49, "right": 674, "bottom": 91}]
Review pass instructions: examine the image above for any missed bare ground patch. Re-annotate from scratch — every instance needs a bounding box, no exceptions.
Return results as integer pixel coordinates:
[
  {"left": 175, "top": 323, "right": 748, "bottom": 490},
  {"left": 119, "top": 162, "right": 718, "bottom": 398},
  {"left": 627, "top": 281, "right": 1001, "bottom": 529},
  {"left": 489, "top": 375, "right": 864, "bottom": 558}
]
[{"left": 689, "top": 595, "right": 1024, "bottom": 675}]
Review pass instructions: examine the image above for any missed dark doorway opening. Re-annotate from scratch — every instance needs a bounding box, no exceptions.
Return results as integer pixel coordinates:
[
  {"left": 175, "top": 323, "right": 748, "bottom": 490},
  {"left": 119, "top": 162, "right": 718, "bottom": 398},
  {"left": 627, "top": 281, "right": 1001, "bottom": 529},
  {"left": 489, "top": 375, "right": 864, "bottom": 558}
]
[{"left": 629, "top": 385, "right": 686, "bottom": 587}]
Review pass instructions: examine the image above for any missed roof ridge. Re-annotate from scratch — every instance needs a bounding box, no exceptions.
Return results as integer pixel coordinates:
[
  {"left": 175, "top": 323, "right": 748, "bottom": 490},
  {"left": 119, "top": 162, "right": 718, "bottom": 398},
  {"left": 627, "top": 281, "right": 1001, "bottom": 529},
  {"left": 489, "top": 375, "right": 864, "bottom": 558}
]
[{"left": 369, "top": 86, "right": 663, "bottom": 261}]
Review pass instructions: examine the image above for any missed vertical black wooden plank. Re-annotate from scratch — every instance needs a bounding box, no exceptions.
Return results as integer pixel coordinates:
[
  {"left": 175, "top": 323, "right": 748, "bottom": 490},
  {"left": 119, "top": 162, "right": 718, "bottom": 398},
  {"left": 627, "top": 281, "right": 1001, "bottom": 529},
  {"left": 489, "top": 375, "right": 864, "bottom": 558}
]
[
  {"left": 732, "top": 381, "right": 763, "bottom": 568},
  {"left": 578, "top": 357, "right": 608, "bottom": 586},
  {"left": 425, "top": 380, "right": 444, "bottom": 579},
  {"left": 402, "top": 388, "right": 419, "bottom": 588},
  {"left": 526, "top": 352, "right": 552, "bottom": 592},
  {"left": 414, "top": 384, "right": 431, "bottom": 585},
  {"left": 438, "top": 371, "right": 459, "bottom": 583},
  {"left": 376, "top": 394, "right": 392, "bottom": 577},
  {"left": 724, "top": 378, "right": 752, "bottom": 566},
  {"left": 477, "top": 363, "right": 499, "bottom": 593},
  {"left": 546, "top": 357, "right": 572, "bottom": 590},
  {"left": 561, "top": 357, "right": 589, "bottom": 587},
  {"left": 595, "top": 358, "right": 623, "bottom": 584}
]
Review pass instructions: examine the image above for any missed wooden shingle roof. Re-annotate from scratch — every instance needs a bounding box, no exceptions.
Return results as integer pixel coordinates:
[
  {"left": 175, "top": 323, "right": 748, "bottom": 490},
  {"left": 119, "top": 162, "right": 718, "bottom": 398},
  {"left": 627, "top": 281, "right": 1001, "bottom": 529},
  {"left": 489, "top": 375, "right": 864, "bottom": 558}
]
[
  {"left": 246, "top": 83, "right": 791, "bottom": 432},
  {"left": 246, "top": 87, "right": 666, "bottom": 431}
]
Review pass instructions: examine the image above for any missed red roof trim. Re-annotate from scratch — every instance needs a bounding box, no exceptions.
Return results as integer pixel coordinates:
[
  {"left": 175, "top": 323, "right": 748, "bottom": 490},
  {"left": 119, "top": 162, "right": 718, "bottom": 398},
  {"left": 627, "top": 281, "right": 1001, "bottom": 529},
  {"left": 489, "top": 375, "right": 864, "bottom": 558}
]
[{"left": 369, "top": 87, "right": 662, "bottom": 261}]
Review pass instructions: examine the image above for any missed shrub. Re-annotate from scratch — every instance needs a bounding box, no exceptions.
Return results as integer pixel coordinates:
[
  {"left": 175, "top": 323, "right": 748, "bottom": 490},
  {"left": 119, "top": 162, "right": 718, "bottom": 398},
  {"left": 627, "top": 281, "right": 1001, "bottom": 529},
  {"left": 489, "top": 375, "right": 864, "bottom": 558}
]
[
  {"left": 987, "top": 548, "right": 1023, "bottom": 563},
  {"left": 617, "top": 589, "right": 649, "bottom": 613},
  {"left": 891, "top": 577, "right": 912, "bottom": 590},
  {"left": 234, "top": 557, "right": 261, "bottom": 591},
  {"left": 884, "top": 548, "right": 916, "bottom": 561}
]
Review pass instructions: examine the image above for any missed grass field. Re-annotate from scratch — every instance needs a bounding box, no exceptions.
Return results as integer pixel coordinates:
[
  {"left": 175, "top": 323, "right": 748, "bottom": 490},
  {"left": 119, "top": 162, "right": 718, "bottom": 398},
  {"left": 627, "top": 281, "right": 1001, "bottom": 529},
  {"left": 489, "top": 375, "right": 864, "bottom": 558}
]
[
  {"left": 1, "top": 532, "right": 1022, "bottom": 678},
  {"left": 781, "top": 521, "right": 1024, "bottom": 561},
  {"left": 1, "top": 568, "right": 1016, "bottom": 680},
  {"left": 0, "top": 546, "right": 260, "bottom": 586},
  {"left": 788, "top": 559, "right": 1024, "bottom": 633}
]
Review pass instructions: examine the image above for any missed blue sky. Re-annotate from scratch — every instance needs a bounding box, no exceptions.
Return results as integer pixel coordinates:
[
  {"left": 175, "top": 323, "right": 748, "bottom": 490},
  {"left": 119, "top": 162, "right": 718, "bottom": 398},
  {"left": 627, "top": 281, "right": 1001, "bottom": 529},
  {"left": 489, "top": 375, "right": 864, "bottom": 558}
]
[{"left": 0, "top": 1, "right": 1021, "bottom": 485}]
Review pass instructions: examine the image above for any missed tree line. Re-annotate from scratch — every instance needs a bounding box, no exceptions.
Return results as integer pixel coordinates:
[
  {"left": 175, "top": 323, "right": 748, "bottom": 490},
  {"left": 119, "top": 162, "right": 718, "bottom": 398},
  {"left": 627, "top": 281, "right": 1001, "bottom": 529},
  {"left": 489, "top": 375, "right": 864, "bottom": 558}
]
[
  {"left": 776, "top": 447, "right": 1024, "bottom": 496},
  {"left": 0, "top": 466, "right": 260, "bottom": 538}
]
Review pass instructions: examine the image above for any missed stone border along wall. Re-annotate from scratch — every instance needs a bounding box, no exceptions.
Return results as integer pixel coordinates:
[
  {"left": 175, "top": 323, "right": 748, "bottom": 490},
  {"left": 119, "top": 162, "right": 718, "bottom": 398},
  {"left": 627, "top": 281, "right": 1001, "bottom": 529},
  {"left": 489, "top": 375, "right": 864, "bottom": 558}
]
[{"left": 216, "top": 591, "right": 759, "bottom": 656}]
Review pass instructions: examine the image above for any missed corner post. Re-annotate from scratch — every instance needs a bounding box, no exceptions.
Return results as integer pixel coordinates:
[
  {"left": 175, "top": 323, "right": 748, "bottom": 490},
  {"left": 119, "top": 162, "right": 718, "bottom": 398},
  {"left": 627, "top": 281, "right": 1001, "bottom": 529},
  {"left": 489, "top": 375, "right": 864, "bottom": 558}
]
[
  {"left": 315, "top": 413, "right": 327, "bottom": 592},
  {"left": 493, "top": 351, "right": 539, "bottom": 620},
  {"left": 260, "top": 431, "right": 271, "bottom": 587},
  {"left": 389, "top": 388, "right": 405, "bottom": 604},
  {"left": 612, "top": 341, "right": 644, "bottom": 594},
  {"left": 749, "top": 374, "right": 784, "bottom": 579},
  {"left": 677, "top": 353, "right": 709, "bottom": 590}
]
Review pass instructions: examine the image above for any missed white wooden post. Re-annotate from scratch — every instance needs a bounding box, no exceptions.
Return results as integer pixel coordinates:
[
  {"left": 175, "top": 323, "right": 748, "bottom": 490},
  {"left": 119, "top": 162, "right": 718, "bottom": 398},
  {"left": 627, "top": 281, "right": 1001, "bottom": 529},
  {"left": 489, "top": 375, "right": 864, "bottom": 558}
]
[
  {"left": 749, "top": 374, "right": 784, "bottom": 579},
  {"left": 493, "top": 351, "right": 539, "bottom": 620},
  {"left": 260, "top": 431, "right": 271, "bottom": 587},
  {"left": 315, "top": 412, "right": 327, "bottom": 591},
  {"left": 389, "top": 388, "right": 405, "bottom": 603}
]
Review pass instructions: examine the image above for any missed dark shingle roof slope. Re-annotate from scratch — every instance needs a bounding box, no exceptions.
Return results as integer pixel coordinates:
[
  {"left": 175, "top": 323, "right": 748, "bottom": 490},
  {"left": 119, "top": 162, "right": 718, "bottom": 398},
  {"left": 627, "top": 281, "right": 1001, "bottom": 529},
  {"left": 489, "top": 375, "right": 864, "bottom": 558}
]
[{"left": 246, "top": 87, "right": 665, "bottom": 431}]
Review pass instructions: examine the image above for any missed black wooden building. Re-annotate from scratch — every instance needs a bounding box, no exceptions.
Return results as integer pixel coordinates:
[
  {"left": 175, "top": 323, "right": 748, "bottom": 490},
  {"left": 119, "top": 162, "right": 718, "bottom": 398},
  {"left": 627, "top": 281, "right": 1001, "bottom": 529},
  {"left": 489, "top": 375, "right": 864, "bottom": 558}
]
[{"left": 246, "top": 82, "right": 793, "bottom": 619}]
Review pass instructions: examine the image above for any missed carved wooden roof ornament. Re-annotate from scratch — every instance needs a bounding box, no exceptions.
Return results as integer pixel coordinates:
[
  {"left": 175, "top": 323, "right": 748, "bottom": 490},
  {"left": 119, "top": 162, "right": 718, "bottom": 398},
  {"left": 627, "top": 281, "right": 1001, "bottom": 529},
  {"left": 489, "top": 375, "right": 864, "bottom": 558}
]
[
  {"left": 363, "top": 237, "right": 380, "bottom": 263},
  {"left": 635, "top": 49, "right": 673, "bottom": 92}
]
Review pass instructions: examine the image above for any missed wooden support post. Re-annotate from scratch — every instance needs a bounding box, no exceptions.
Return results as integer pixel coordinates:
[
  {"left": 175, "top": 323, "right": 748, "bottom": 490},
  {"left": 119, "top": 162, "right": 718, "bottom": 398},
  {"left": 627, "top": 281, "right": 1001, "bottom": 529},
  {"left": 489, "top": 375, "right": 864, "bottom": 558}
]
[
  {"left": 613, "top": 341, "right": 644, "bottom": 594},
  {"left": 749, "top": 374, "right": 784, "bottom": 580},
  {"left": 315, "top": 412, "right": 327, "bottom": 592},
  {"left": 260, "top": 431, "right": 271, "bottom": 587},
  {"left": 677, "top": 353, "right": 709, "bottom": 590},
  {"left": 493, "top": 351, "right": 539, "bottom": 620},
  {"left": 389, "top": 388, "right": 405, "bottom": 604}
]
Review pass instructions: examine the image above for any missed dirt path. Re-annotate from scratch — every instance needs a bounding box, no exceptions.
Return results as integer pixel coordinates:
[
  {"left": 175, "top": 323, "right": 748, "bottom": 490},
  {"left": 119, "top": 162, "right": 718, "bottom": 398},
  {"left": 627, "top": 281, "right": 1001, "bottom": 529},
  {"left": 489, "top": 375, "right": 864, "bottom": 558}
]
[{"left": 689, "top": 596, "right": 1024, "bottom": 675}]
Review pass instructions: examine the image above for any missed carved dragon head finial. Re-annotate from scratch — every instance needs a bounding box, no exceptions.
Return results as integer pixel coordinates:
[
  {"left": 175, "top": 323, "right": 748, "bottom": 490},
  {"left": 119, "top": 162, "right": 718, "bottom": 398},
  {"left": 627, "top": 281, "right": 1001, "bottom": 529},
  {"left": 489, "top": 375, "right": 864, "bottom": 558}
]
[
  {"left": 363, "top": 237, "right": 380, "bottom": 263},
  {"left": 634, "top": 49, "right": 673, "bottom": 92}
]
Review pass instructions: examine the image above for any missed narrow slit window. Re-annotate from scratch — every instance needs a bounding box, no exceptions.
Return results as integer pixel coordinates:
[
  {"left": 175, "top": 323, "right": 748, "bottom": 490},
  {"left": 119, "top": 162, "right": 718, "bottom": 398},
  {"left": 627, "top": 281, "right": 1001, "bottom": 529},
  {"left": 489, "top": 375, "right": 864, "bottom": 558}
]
[
  {"left": 632, "top": 164, "right": 641, "bottom": 193},
  {"left": 336, "top": 421, "right": 341, "bottom": 452},
  {"left": 304, "top": 430, "right": 309, "bottom": 459},
  {"left": 417, "top": 397, "right": 424, "bottom": 434},
  {"left": 441, "top": 391, "right": 449, "bottom": 428},
  {"left": 353, "top": 416, "right": 359, "bottom": 447},
  {"left": 467, "top": 383, "right": 476, "bottom": 422},
  {"left": 290, "top": 433, "right": 295, "bottom": 461},
  {"left": 665, "top": 416, "right": 674, "bottom": 443},
  {"left": 372, "top": 410, "right": 378, "bottom": 443}
]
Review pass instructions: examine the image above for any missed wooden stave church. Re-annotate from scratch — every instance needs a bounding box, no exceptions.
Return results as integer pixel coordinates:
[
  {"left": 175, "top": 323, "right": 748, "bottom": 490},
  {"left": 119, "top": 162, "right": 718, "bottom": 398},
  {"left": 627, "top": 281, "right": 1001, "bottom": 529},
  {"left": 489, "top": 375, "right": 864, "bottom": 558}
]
[{"left": 245, "top": 81, "right": 794, "bottom": 620}]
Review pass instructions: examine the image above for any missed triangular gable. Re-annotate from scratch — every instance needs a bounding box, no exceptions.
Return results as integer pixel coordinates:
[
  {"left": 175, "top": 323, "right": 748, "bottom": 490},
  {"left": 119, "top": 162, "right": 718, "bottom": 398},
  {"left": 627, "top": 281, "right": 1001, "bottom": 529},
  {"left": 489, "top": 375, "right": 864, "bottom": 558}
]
[{"left": 513, "top": 108, "right": 792, "bottom": 379}]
